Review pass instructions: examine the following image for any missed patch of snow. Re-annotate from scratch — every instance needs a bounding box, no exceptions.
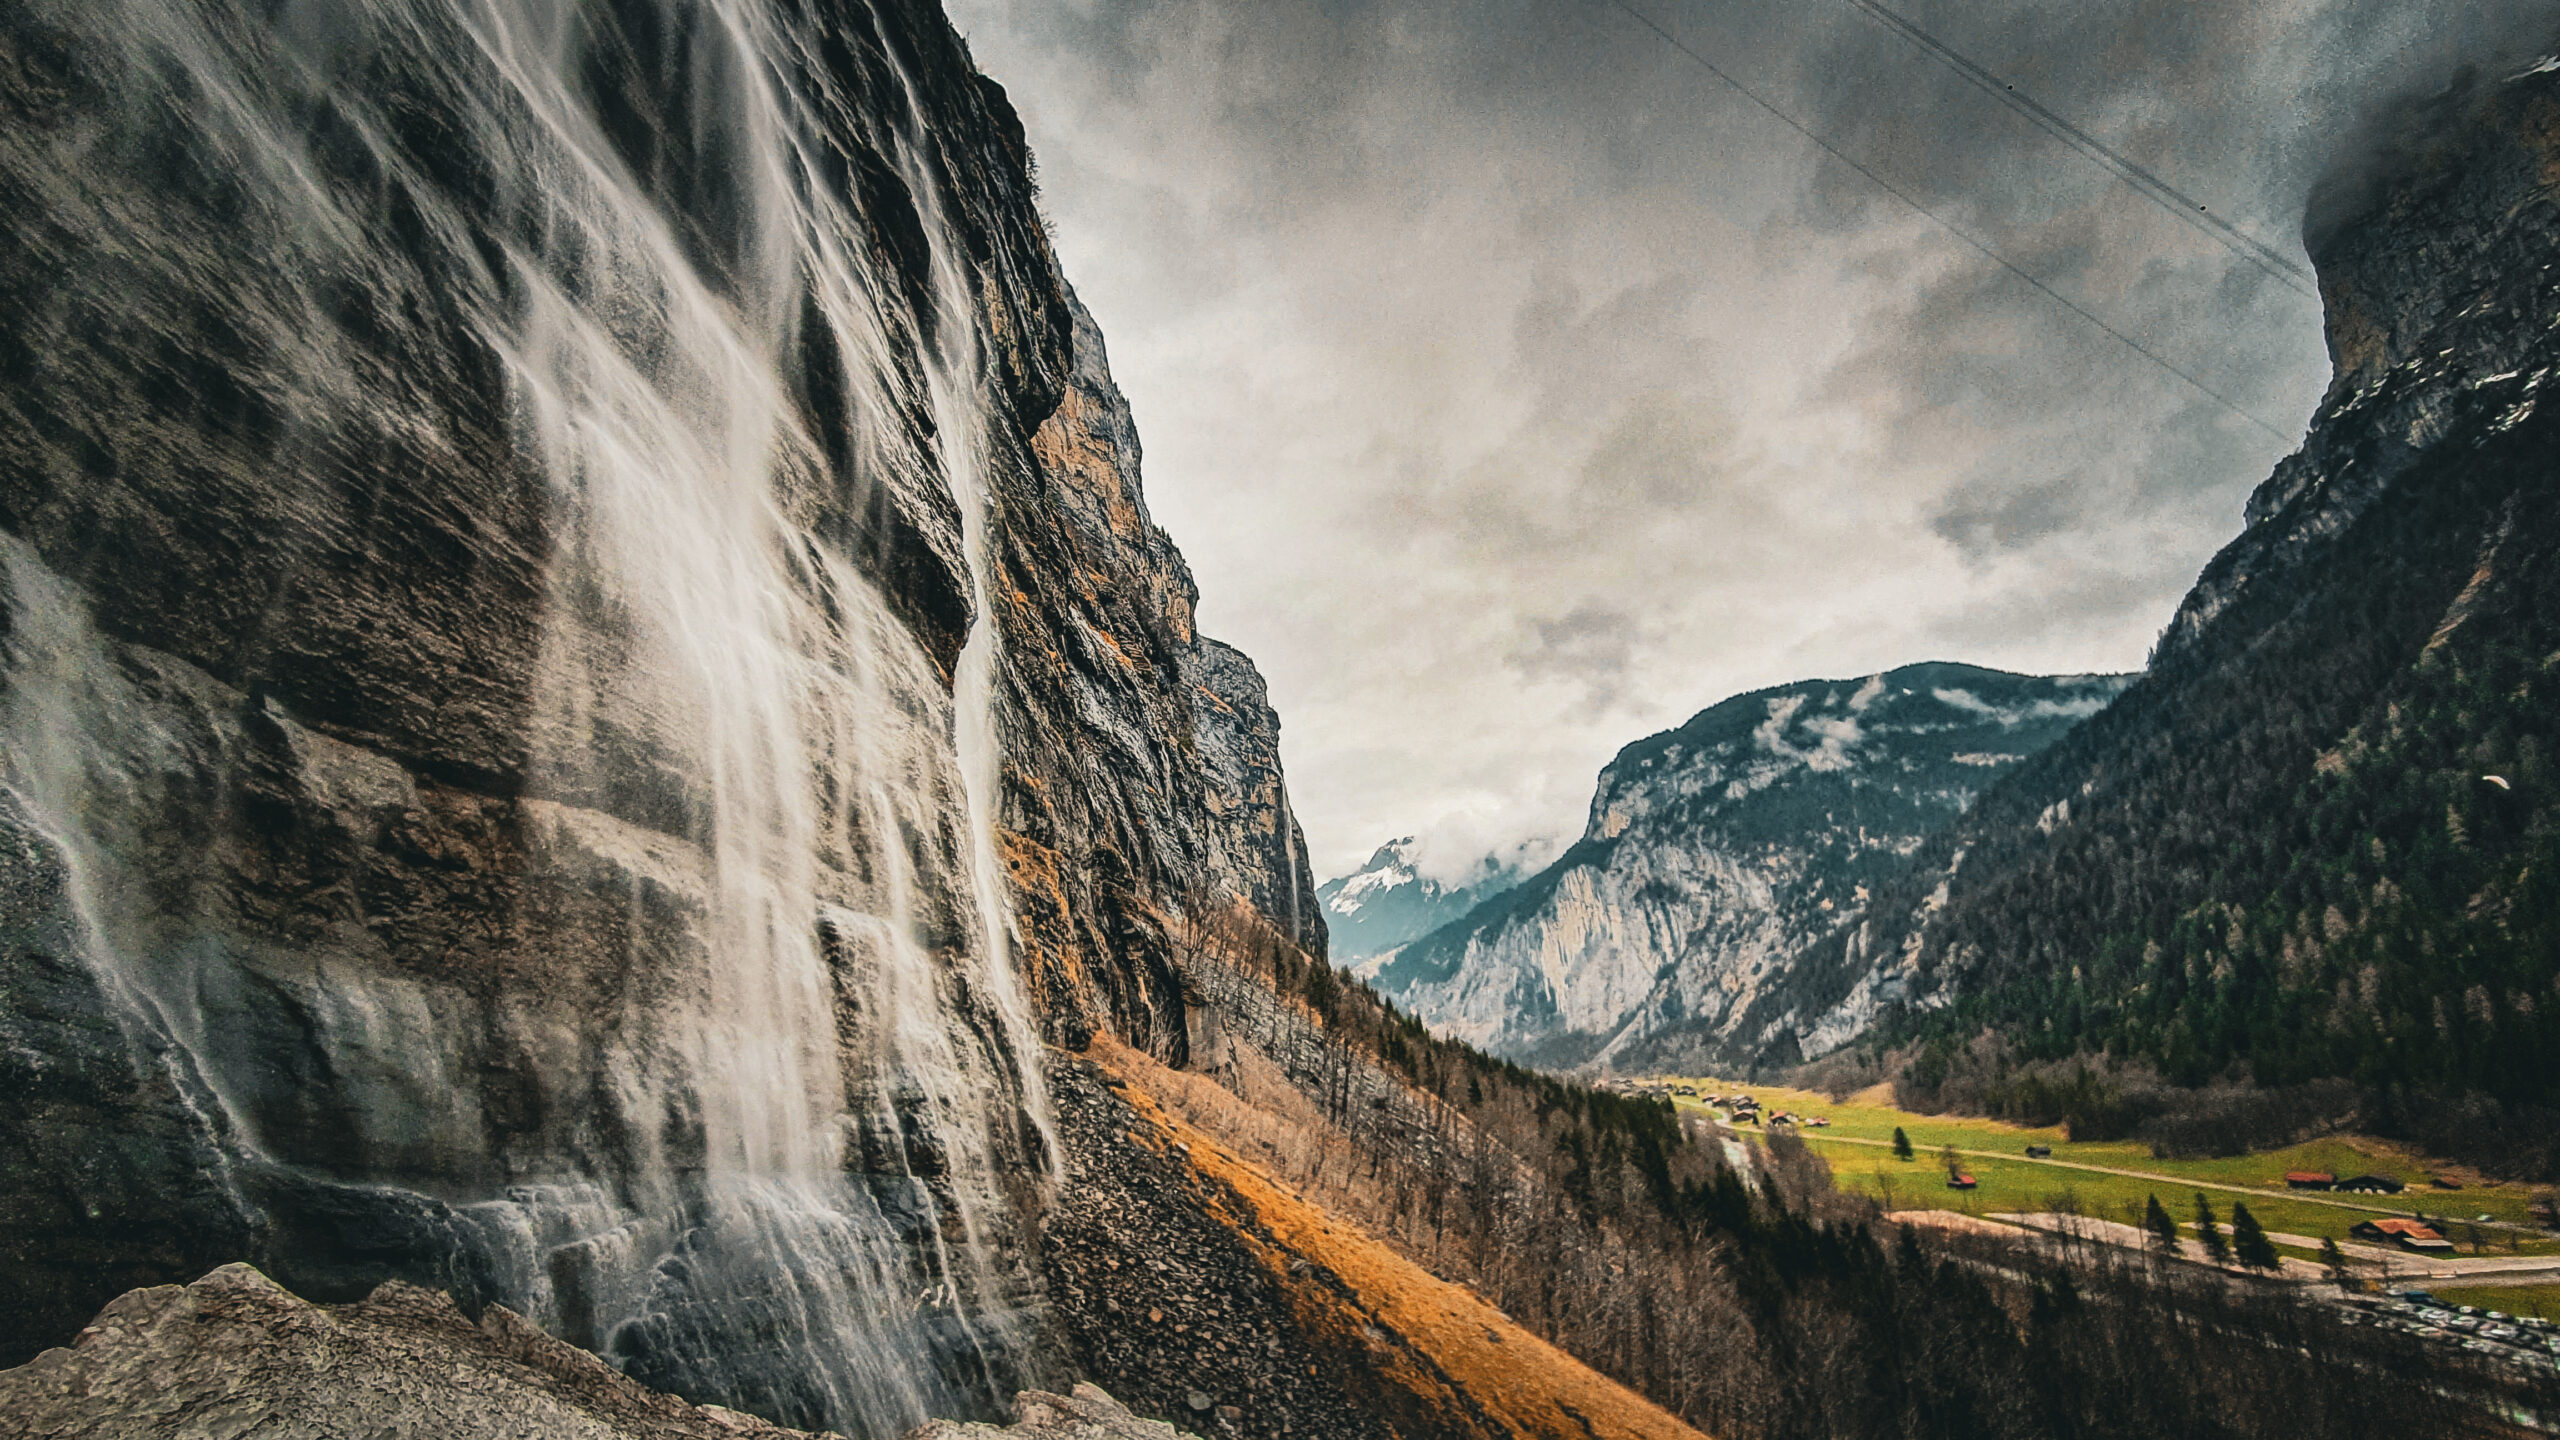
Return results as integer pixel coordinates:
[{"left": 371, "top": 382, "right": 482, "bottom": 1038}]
[
  {"left": 1753, "top": 694, "right": 1864, "bottom": 772},
  {"left": 1932, "top": 687, "right": 2114, "bottom": 727}
]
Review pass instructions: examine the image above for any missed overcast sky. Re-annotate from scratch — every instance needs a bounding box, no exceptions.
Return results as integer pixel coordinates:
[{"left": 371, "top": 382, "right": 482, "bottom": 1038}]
[{"left": 944, "top": 0, "right": 2556, "bottom": 883}]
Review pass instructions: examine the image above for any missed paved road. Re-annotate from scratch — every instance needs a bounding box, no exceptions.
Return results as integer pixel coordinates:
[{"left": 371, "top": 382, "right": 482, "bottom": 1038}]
[{"left": 1776, "top": 1127, "right": 2551, "bottom": 1238}]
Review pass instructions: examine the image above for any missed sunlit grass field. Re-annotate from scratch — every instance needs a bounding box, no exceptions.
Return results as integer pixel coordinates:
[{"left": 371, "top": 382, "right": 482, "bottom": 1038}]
[{"left": 1651, "top": 1075, "right": 2560, "bottom": 1256}]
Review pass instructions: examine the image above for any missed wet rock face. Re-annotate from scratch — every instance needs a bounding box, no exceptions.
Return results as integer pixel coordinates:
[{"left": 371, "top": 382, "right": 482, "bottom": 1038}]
[
  {"left": 0, "top": 0, "right": 1071, "bottom": 1395},
  {"left": 0, "top": 0, "right": 1324, "bottom": 1430}
]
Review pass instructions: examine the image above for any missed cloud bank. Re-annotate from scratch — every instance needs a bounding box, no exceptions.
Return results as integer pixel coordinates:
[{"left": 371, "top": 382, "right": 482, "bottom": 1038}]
[{"left": 947, "top": 0, "right": 2556, "bottom": 878}]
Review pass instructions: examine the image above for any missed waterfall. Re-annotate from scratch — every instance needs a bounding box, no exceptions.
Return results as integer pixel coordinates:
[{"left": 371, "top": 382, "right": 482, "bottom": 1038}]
[
  {"left": 0, "top": 0, "right": 1057, "bottom": 1433},
  {"left": 1282, "top": 784, "right": 1305, "bottom": 949},
  {"left": 886, "top": 61, "right": 1062, "bottom": 1185}
]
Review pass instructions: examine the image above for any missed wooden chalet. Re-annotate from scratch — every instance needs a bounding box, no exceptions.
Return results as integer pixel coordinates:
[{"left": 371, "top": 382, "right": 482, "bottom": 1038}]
[{"left": 2349, "top": 1217, "right": 2452, "bottom": 1253}]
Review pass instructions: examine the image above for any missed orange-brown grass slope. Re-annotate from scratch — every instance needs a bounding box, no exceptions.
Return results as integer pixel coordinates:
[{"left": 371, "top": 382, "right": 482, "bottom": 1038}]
[{"left": 1087, "top": 1035, "right": 1710, "bottom": 1440}]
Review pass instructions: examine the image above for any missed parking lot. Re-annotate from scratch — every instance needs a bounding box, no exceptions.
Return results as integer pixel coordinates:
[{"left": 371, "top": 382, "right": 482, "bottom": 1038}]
[{"left": 2338, "top": 1290, "right": 2560, "bottom": 1371}]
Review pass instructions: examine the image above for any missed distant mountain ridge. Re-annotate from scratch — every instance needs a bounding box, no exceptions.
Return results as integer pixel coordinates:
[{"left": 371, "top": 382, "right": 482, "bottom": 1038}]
[
  {"left": 1317, "top": 837, "right": 1540, "bottom": 962},
  {"left": 1362, "top": 663, "right": 2130, "bottom": 1069}
]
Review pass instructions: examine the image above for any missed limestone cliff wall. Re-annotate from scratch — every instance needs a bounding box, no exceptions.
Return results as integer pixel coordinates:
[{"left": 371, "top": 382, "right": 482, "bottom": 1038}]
[{"left": 1365, "top": 666, "right": 2125, "bottom": 1071}]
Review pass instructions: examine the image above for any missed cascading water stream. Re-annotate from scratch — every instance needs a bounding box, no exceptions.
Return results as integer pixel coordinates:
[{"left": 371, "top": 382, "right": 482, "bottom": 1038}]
[
  {"left": 874, "top": 60, "right": 1062, "bottom": 1185},
  {"left": 0, "top": 0, "right": 1058, "bottom": 1433}
]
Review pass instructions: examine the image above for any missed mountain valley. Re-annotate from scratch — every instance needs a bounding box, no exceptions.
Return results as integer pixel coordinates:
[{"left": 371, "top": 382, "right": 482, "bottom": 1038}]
[{"left": 1, "top": 3, "right": 2558, "bottom": 1439}]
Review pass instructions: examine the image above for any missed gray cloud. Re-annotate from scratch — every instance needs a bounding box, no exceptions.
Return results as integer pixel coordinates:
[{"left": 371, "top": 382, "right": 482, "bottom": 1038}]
[
  {"left": 1510, "top": 601, "right": 1646, "bottom": 714},
  {"left": 949, "top": 0, "right": 2557, "bottom": 878}
]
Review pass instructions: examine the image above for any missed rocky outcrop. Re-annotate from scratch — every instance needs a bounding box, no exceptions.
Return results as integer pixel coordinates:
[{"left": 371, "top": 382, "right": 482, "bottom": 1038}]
[
  {"left": 0, "top": 1263, "right": 823, "bottom": 1440},
  {"left": 911, "top": 1385, "right": 1205, "bottom": 1440},
  {"left": 1364, "top": 665, "right": 2126, "bottom": 1070},
  {"left": 0, "top": 1263, "right": 1209, "bottom": 1440},
  {"left": 2161, "top": 66, "right": 2560, "bottom": 663}
]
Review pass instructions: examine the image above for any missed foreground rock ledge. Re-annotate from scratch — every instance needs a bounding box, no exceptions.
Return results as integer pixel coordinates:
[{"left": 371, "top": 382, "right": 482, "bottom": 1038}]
[
  {"left": 0, "top": 1264, "right": 1198, "bottom": 1440},
  {"left": 906, "top": 1385, "right": 1203, "bottom": 1440}
]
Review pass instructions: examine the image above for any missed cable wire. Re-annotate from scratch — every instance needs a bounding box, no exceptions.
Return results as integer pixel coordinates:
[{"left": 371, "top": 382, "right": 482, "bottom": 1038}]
[
  {"left": 1593, "top": 0, "right": 2296, "bottom": 443},
  {"left": 1839, "top": 0, "right": 2318, "bottom": 297}
]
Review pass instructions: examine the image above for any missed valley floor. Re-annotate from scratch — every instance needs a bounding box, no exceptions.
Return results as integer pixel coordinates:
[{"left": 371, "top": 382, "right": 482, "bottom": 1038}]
[{"left": 1636, "top": 1075, "right": 2560, "bottom": 1270}]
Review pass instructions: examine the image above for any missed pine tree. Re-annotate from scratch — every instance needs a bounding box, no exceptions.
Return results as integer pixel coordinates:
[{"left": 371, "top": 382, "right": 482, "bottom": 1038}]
[
  {"left": 1891, "top": 1126, "right": 1913, "bottom": 1160},
  {"left": 2231, "top": 1203, "right": 2280, "bottom": 1271},
  {"left": 2320, "top": 1236, "right": 2351, "bottom": 1284},
  {"left": 2194, "top": 1192, "right": 2230, "bottom": 1264},
  {"left": 2144, "top": 1194, "right": 2181, "bottom": 1257}
]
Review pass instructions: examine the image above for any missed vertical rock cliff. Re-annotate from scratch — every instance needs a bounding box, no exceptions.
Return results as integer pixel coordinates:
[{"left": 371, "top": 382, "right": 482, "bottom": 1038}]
[
  {"left": 0, "top": 0, "right": 1318, "bottom": 1433},
  {"left": 988, "top": 293, "right": 1324, "bottom": 1063}
]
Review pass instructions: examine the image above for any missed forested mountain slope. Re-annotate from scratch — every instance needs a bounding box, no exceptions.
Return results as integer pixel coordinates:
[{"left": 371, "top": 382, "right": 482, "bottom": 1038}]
[{"left": 1772, "top": 65, "right": 2560, "bottom": 1167}]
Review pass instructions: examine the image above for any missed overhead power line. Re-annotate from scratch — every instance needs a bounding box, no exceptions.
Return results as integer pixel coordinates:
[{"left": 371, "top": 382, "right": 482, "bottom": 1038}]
[
  {"left": 1590, "top": 0, "right": 2295, "bottom": 444},
  {"left": 1838, "top": 0, "right": 2319, "bottom": 298}
]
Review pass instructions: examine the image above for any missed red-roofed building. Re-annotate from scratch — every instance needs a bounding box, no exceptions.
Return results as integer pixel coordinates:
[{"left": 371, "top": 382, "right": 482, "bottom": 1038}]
[
  {"left": 2284, "top": 1172, "right": 2335, "bottom": 1190},
  {"left": 2350, "top": 1218, "right": 2453, "bottom": 1252}
]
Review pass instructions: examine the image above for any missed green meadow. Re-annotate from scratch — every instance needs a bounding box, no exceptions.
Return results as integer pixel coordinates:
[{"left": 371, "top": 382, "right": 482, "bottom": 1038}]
[
  {"left": 1656, "top": 1075, "right": 2560, "bottom": 1256},
  {"left": 2424, "top": 1282, "right": 2560, "bottom": 1319}
]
